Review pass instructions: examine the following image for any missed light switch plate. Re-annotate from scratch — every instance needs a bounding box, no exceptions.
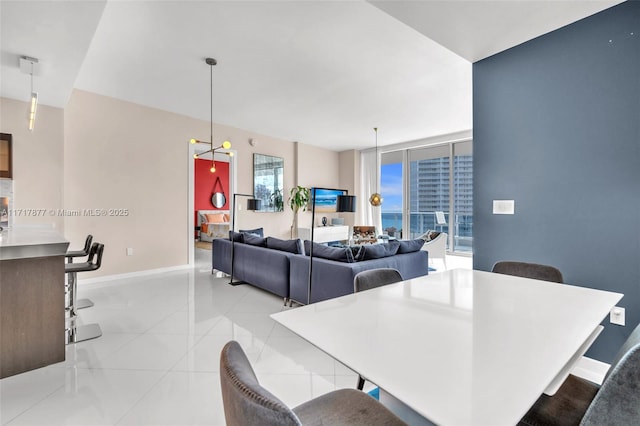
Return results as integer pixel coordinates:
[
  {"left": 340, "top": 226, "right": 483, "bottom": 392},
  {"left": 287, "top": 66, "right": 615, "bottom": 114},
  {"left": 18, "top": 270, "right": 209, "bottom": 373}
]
[{"left": 493, "top": 200, "right": 515, "bottom": 215}]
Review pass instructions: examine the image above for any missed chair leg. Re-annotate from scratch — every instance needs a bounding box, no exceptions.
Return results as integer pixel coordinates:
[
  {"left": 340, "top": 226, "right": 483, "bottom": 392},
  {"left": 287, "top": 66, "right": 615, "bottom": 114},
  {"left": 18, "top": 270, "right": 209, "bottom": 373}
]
[{"left": 357, "top": 375, "right": 365, "bottom": 391}]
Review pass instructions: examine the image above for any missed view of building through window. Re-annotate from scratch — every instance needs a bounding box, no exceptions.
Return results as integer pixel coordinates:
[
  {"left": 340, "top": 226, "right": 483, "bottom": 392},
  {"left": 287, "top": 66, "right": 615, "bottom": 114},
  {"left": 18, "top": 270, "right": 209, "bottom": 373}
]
[{"left": 381, "top": 140, "right": 473, "bottom": 254}]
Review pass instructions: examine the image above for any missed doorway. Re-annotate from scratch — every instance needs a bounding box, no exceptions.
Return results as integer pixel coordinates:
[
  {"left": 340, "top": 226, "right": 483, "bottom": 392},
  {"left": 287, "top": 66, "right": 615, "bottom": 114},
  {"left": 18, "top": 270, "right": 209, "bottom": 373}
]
[{"left": 187, "top": 144, "right": 236, "bottom": 266}]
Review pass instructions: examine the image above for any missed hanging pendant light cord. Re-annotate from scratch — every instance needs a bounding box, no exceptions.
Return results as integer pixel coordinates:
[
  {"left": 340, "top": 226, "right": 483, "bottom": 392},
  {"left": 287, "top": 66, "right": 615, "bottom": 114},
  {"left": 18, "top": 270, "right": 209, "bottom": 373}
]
[
  {"left": 374, "top": 127, "right": 379, "bottom": 193},
  {"left": 210, "top": 62, "right": 213, "bottom": 146},
  {"left": 209, "top": 60, "right": 215, "bottom": 171}
]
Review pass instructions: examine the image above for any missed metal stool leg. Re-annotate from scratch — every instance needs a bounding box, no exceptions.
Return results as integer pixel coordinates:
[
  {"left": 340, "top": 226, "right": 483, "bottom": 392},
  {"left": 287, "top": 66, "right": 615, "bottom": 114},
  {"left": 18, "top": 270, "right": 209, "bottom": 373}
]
[
  {"left": 66, "top": 272, "right": 78, "bottom": 319},
  {"left": 66, "top": 323, "right": 102, "bottom": 344},
  {"left": 64, "top": 272, "right": 101, "bottom": 344},
  {"left": 76, "top": 299, "right": 94, "bottom": 309}
]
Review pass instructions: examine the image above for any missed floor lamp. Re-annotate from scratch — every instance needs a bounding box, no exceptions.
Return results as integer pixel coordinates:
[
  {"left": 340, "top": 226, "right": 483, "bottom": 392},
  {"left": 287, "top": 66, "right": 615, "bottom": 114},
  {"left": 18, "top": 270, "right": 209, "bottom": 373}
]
[
  {"left": 307, "top": 191, "right": 357, "bottom": 304},
  {"left": 230, "top": 193, "right": 261, "bottom": 285}
]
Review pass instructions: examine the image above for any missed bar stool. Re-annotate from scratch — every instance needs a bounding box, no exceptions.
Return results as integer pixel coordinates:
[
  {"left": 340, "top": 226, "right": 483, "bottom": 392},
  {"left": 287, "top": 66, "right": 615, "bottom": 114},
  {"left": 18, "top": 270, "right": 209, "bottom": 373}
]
[
  {"left": 65, "top": 243, "right": 104, "bottom": 343},
  {"left": 66, "top": 234, "right": 94, "bottom": 309}
]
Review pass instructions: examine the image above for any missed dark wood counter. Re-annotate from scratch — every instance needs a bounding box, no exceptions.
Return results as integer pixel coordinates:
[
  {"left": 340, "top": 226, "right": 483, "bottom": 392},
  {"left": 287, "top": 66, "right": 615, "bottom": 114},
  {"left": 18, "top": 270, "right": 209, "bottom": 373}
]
[{"left": 0, "top": 228, "right": 69, "bottom": 378}]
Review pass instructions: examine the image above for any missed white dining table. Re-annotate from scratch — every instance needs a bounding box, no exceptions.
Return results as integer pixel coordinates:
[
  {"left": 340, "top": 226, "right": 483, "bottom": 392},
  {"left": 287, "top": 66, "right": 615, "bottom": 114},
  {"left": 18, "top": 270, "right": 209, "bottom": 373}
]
[{"left": 271, "top": 269, "right": 623, "bottom": 425}]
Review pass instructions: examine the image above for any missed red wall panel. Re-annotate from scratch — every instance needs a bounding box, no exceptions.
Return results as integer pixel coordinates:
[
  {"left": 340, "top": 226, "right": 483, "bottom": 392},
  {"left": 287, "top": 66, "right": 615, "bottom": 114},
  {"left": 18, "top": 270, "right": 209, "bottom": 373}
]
[{"left": 194, "top": 159, "right": 229, "bottom": 223}]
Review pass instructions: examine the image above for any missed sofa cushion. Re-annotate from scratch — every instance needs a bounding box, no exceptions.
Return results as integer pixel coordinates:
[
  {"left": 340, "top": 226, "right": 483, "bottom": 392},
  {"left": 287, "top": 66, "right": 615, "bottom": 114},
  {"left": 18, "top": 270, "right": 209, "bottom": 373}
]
[
  {"left": 397, "top": 239, "right": 425, "bottom": 254},
  {"left": 243, "top": 233, "right": 267, "bottom": 247},
  {"left": 266, "top": 237, "right": 304, "bottom": 255},
  {"left": 239, "top": 227, "right": 264, "bottom": 237},
  {"left": 356, "top": 241, "right": 400, "bottom": 261},
  {"left": 304, "top": 241, "right": 355, "bottom": 263},
  {"left": 229, "top": 231, "right": 244, "bottom": 242}
]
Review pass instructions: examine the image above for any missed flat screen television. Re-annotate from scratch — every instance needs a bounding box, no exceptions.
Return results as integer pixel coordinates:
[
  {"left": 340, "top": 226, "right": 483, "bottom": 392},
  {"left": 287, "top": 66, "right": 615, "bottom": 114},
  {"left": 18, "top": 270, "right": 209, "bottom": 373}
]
[{"left": 311, "top": 188, "right": 347, "bottom": 213}]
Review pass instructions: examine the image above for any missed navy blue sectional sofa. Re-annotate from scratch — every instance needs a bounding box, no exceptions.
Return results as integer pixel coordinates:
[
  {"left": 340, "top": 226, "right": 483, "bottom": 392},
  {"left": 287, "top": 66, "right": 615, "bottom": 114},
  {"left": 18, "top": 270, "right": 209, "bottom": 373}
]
[
  {"left": 212, "top": 236, "right": 429, "bottom": 305},
  {"left": 212, "top": 238, "right": 297, "bottom": 304},
  {"left": 288, "top": 250, "right": 428, "bottom": 304}
]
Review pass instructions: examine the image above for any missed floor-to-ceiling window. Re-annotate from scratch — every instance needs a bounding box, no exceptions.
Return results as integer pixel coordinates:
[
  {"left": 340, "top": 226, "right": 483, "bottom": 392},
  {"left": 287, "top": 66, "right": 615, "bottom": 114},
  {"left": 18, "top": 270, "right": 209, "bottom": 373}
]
[
  {"left": 380, "top": 150, "right": 403, "bottom": 238},
  {"left": 452, "top": 141, "right": 473, "bottom": 252},
  {"left": 381, "top": 140, "right": 473, "bottom": 254}
]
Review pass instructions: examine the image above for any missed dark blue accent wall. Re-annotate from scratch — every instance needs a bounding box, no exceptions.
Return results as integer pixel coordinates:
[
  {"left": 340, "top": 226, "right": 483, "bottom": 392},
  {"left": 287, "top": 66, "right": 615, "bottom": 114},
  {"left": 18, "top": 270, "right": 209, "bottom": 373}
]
[{"left": 473, "top": 1, "right": 640, "bottom": 363}]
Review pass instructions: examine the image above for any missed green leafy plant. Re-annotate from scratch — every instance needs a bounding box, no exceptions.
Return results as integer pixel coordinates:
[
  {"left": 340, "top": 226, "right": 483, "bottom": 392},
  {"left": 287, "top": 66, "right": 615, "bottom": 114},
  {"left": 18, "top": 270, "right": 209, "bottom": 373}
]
[
  {"left": 288, "top": 186, "right": 311, "bottom": 237},
  {"left": 270, "top": 189, "right": 284, "bottom": 212}
]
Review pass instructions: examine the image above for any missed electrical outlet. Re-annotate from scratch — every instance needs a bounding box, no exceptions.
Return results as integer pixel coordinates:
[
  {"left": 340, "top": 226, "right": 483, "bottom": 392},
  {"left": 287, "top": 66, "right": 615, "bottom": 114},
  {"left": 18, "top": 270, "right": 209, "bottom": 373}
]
[
  {"left": 126, "top": 247, "right": 133, "bottom": 256},
  {"left": 610, "top": 307, "right": 625, "bottom": 326}
]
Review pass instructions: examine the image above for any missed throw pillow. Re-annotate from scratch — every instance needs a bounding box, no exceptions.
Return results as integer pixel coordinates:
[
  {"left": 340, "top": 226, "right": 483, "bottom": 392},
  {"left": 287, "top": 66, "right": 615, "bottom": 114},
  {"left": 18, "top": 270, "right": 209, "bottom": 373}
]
[
  {"left": 239, "top": 227, "right": 264, "bottom": 237},
  {"left": 350, "top": 245, "right": 363, "bottom": 261},
  {"left": 304, "top": 240, "right": 355, "bottom": 263},
  {"left": 243, "top": 233, "right": 266, "bottom": 247},
  {"left": 205, "top": 213, "right": 226, "bottom": 223},
  {"left": 419, "top": 230, "right": 440, "bottom": 242},
  {"left": 356, "top": 241, "right": 400, "bottom": 261},
  {"left": 397, "top": 239, "right": 425, "bottom": 254},
  {"left": 266, "top": 237, "right": 304, "bottom": 255}
]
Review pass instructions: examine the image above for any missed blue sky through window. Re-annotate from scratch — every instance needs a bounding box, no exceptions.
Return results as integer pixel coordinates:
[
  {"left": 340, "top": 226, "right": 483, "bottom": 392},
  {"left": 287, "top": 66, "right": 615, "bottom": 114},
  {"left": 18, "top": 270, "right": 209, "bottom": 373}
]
[{"left": 381, "top": 163, "right": 402, "bottom": 213}]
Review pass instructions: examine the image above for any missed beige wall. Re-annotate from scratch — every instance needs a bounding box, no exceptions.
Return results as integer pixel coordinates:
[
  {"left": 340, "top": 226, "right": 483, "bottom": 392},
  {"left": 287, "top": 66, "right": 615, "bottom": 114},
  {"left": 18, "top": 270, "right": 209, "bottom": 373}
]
[
  {"left": 338, "top": 149, "right": 360, "bottom": 228},
  {"left": 2, "top": 91, "right": 345, "bottom": 278},
  {"left": 295, "top": 143, "right": 341, "bottom": 228},
  {"left": 230, "top": 127, "right": 295, "bottom": 240},
  {"left": 64, "top": 90, "right": 194, "bottom": 277},
  {"left": 0, "top": 97, "right": 65, "bottom": 230},
  {"left": 65, "top": 90, "right": 340, "bottom": 277}
]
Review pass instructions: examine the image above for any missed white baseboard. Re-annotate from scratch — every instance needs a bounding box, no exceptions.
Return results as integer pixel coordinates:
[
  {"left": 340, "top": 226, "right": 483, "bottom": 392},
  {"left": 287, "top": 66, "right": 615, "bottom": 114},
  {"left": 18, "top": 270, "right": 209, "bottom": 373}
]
[
  {"left": 77, "top": 264, "right": 191, "bottom": 288},
  {"left": 572, "top": 356, "right": 610, "bottom": 385}
]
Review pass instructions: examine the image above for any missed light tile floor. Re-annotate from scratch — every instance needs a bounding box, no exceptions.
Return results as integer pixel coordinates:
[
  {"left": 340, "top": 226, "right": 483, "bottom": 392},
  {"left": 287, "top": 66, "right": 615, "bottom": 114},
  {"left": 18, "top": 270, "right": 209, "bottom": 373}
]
[{"left": 0, "top": 250, "right": 471, "bottom": 426}]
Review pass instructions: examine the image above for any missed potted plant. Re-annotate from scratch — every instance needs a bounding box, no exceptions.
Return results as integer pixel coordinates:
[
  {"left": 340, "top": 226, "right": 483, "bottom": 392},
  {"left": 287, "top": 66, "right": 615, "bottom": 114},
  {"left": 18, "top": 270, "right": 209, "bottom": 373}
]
[{"left": 288, "top": 186, "right": 310, "bottom": 238}]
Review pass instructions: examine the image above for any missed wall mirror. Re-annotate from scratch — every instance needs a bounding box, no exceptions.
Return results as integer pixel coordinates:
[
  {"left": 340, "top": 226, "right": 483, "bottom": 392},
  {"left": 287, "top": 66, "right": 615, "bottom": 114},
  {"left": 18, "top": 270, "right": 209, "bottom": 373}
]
[{"left": 253, "top": 153, "right": 284, "bottom": 212}]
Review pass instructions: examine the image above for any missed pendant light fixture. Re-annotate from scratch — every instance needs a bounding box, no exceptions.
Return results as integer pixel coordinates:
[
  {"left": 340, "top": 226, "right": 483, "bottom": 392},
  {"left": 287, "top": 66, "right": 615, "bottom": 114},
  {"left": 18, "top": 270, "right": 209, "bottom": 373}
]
[
  {"left": 190, "top": 57, "right": 233, "bottom": 173},
  {"left": 369, "top": 127, "right": 383, "bottom": 207},
  {"left": 20, "top": 56, "right": 39, "bottom": 131}
]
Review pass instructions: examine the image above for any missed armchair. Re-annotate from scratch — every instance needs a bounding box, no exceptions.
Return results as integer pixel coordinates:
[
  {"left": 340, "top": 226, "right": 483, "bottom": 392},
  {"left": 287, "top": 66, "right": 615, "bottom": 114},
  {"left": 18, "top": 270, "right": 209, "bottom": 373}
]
[{"left": 421, "top": 232, "right": 447, "bottom": 270}]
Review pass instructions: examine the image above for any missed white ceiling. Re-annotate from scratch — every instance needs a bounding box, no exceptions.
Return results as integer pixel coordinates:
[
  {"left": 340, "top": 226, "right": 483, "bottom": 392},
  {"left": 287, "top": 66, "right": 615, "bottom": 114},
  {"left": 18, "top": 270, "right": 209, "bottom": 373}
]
[{"left": 0, "top": 0, "right": 622, "bottom": 151}]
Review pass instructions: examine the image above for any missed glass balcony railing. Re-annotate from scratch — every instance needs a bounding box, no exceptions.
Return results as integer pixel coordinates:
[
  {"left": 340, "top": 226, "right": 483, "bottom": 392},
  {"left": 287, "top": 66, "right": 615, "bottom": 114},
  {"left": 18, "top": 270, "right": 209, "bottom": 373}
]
[{"left": 382, "top": 211, "right": 473, "bottom": 253}]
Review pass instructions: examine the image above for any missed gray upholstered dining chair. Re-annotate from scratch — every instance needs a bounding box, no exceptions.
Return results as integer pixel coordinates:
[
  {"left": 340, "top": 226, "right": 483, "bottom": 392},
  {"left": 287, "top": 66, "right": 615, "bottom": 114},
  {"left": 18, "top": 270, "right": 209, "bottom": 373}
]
[
  {"left": 353, "top": 268, "right": 403, "bottom": 390},
  {"left": 492, "top": 261, "right": 564, "bottom": 283},
  {"left": 354, "top": 268, "right": 403, "bottom": 293},
  {"left": 220, "top": 340, "right": 407, "bottom": 426},
  {"left": 519, "top": 322, "right": 640, "bottom": 425}
]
